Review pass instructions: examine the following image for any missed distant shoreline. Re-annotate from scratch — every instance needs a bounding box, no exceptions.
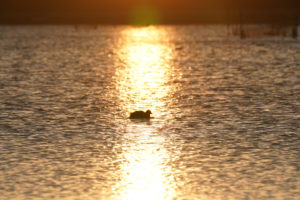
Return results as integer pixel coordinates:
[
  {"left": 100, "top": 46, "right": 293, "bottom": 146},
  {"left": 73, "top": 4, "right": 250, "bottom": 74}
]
[
  {"left": 0, "top": 14, "right": 298, "bottom": 25},
  {"left": 0, "top": 21, "right": 299, "bottom": 26}
]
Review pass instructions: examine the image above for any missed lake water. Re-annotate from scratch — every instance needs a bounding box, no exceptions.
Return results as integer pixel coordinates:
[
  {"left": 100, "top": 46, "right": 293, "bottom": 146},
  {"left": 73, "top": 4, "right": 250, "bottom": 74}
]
[{"left": 0, "top": 25, "right": 299, "bottom": 200}]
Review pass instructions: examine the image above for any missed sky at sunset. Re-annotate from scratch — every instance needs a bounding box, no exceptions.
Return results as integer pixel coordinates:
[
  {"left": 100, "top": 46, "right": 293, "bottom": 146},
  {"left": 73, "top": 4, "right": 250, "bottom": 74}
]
[{"left": 0, "top": 0, "right": 299, "bottom": 24}]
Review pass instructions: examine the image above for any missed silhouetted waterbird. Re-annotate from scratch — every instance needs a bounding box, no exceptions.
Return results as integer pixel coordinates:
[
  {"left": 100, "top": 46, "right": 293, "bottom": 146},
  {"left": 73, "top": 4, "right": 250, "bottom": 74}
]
[{"left": 129, "top": 110, "right": 152, "bottom": 119}]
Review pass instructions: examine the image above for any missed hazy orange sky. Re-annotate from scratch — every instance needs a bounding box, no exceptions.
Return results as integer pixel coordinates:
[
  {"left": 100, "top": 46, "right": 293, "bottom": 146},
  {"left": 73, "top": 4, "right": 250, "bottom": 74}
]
[{"left": 0, "top": 0, "right": 299, "bottom": 24}]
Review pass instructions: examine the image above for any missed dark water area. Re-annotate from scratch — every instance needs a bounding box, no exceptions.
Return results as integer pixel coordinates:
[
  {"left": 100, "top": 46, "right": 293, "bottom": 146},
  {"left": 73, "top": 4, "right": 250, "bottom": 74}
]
[{"left": 0, "top": 25, "right": 299, "bottom": 199}]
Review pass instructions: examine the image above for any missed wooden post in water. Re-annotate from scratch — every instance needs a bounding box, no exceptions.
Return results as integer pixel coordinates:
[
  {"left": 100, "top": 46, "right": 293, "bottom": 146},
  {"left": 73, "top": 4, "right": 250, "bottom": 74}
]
[
  {"left": 239, "top": 0, "right": 245, "bottom": 39},
  {"left": 291, "top": 1, "right": 298, "bottom": 39},
  {"left": 292, "top": 16, "right": 298, "bottom": 39}
]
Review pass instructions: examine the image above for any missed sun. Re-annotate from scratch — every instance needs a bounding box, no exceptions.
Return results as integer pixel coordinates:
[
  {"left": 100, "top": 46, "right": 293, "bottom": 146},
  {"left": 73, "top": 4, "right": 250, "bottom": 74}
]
[{"left": 129, "top": 4, "right": 161, "bottom": 25}]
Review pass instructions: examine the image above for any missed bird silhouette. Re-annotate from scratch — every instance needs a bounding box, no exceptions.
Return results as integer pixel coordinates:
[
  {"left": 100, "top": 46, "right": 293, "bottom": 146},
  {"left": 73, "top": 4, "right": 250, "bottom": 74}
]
[{"left": 129, "top": 110, "right": 152, "bottom": 119}]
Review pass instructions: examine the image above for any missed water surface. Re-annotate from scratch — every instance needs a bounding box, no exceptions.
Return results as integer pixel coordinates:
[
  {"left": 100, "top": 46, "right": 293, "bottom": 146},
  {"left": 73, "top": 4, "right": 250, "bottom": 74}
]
[{"left": 0, "top": 25, "right": 299, "bottom": 200}]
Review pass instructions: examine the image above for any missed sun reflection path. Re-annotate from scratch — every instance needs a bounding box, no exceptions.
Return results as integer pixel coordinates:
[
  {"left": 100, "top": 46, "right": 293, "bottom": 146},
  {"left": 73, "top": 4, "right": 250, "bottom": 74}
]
[
  {"left": 117, "top": 127, "right": 176, "bottom": 200},
  {"left": 115, "top": 27, "right": 175, "bottom": 117},
  {"left": 112, "top": 27, "right": 178, "bottom": 200}
]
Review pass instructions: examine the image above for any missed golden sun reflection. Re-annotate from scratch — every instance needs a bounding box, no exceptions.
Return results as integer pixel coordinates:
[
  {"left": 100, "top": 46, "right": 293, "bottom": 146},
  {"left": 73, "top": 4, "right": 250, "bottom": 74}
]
[
  {"left": 113, "top": 27, "right": 177, "bottom": 200},
  {"left": 115, "top": 27, "right": 174, "bottom": 116},
  {"left": 117, "top": 128, "right": 176, "bottom": 200}
]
